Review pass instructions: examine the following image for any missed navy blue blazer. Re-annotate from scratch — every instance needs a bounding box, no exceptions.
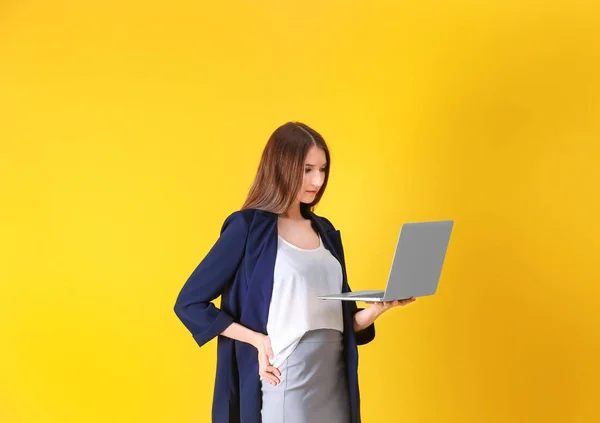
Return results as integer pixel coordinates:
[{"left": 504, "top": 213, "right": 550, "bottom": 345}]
[{"left": 174, "top": 208, "right": 376, "bottom": 423}]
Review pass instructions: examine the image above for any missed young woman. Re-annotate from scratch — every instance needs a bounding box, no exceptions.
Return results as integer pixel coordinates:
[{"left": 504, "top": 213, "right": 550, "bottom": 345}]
[{"left": 174, "top": 122, "right": 415, "bottom": 423}]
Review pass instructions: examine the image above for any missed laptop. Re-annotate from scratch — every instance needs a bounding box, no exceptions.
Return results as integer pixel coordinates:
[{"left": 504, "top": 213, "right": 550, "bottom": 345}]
[{"left": 318, "top": 220, "right": 454, "bottom": 302}]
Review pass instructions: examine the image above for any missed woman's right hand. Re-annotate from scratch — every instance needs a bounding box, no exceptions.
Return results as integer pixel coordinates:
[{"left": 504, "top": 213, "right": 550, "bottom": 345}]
[{"left": 252, "top": 333, "right": 281, "bottom": 385}]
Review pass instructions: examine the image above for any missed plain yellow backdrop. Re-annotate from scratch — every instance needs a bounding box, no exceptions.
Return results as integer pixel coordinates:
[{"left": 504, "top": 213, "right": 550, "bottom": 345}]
[{"left": 1, "top": 1, "right": 599, "bottom": 422}]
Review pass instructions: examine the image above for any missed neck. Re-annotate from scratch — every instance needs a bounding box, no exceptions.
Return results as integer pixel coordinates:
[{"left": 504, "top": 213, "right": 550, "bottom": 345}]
[{"left": 280, "top": 201, "right": 304, "bottom": 220}]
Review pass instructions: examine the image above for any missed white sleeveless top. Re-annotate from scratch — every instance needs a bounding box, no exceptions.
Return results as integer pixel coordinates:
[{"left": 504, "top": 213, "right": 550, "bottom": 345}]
[{"left": 266, "top": 233, "right": 344, "bottom": 370}]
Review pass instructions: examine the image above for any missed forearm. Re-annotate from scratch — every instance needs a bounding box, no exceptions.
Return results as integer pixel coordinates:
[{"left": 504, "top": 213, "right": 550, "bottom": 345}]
[
  {"left": 353, "top": 306, "right": 381, "bottom": 332},
  {"left": 220, "top": 322, "right": 261, "bottom": 348}
]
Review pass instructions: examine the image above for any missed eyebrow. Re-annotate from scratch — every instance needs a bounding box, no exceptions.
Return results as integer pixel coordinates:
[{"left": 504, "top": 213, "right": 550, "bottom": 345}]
[{"left": 305, "top": 163, "right": 328, "bottom": 167}]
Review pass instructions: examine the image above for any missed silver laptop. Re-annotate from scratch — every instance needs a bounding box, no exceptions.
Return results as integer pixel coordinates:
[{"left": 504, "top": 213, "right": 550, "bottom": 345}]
[{"left": 318, "top": 220, "right": 454, "bottom": 302}]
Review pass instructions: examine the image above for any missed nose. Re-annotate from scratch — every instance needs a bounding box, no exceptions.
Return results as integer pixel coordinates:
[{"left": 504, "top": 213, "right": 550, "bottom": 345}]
[{"left": 312, "top": 172, "right": 324, "bottom": 188}]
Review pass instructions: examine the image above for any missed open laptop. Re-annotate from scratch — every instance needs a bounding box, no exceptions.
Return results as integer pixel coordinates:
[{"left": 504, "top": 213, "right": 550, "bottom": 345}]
[{"left": 318, "top": 220, "right": 454, "bottom": 302}]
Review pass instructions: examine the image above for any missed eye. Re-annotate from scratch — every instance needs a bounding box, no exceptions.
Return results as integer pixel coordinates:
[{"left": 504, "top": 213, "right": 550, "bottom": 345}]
[
  {"left": 305, "top": 168, "right": 312, "bottom": 173},
  {"left": 320, "top": 168, "right": 326, "bottom": 173}
]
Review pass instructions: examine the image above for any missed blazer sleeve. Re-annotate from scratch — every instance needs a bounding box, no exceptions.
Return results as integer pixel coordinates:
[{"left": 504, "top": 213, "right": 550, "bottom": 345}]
[
  {"left": 352, "top": 305, "right": 376, "bottom": 345},
  {"left": 321, "top": 216, "right": 376, "bottom": 346},
  {"left": 173, "top": 211, "right": 248, "bottom": 347}
]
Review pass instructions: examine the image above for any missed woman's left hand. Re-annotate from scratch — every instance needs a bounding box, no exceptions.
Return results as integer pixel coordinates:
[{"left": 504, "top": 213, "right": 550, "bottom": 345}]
[{"left": 365, "top": 297, "right": 416, "bottom": 314}]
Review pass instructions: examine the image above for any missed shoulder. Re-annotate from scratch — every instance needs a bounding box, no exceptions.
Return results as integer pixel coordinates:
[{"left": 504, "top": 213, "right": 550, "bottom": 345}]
[
  {"left": 220, "top": 208, "right": 272, "bottom": 233},
  {"left": 220, "top": 209, "right": 253, "bottom": 234}
]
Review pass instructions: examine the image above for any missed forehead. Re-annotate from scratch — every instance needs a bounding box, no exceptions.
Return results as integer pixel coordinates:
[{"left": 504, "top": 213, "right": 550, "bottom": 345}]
[{"left": 304, "top": 145, "right": 327, "bottom": 164}]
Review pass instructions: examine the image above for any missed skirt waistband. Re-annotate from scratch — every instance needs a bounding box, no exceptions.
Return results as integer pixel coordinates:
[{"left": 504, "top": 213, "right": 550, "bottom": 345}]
[{"left": 298, "top": 328, "right": 343, "bottom": 343}]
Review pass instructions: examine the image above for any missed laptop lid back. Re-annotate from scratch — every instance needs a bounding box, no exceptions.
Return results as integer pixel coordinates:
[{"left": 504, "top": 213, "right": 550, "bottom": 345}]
[{"left": 382, "top": 220, "right": 454, "bottom": 301}]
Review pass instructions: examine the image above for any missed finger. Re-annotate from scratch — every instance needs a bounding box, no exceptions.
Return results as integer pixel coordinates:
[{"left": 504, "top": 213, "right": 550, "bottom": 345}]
[
  {"left": 262, "top": 372, "right": 280, "bottom": 385},
  {"left": 266, "top": 365, "right": 281, "bottom": 377},
  {"left": 265, "top": 340, "right": 275, "bottom": 360},
  {"left": 261, "top": 373, "right": 278, "bottom": 385}
]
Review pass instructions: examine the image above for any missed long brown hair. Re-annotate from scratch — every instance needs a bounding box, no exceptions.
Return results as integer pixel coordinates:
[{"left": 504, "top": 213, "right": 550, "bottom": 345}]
[{"left": 242, "top": 121, "right": 330, "bottom": 217}]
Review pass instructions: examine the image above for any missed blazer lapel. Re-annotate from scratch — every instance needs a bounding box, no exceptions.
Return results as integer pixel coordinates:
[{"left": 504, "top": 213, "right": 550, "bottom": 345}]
[
  {"left": 308, "top": 212, "right": 341, "bottom": 260},
  {"left": 240, "top": 210, "right": 278, "bottom": 333},
  {"left": 308, "top": 212, "right": 350, "bottom": 292},
  {"left": 308, "top": 213, "right": 354, "bottom": 334}
]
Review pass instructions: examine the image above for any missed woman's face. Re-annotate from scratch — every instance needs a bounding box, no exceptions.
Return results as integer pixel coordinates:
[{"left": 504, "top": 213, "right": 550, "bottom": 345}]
[{"left": 297, "top": 146, "right": 327, "bottom": 204}]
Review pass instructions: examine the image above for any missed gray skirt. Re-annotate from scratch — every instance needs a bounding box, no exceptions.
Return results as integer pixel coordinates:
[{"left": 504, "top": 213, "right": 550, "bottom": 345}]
[{"left": 260, "top": 329, "right": 351, "bottom": 423}]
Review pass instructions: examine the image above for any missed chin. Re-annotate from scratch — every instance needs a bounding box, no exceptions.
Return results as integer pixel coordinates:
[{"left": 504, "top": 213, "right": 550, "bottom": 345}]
[{"left": 300, "top": 194, "right": 317, "bottom": 203}]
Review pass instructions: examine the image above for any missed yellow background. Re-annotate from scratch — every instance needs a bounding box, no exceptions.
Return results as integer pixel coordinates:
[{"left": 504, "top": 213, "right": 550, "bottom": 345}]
[{"left": 1, "top": 0, "right": 599, "bottom": 422}]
